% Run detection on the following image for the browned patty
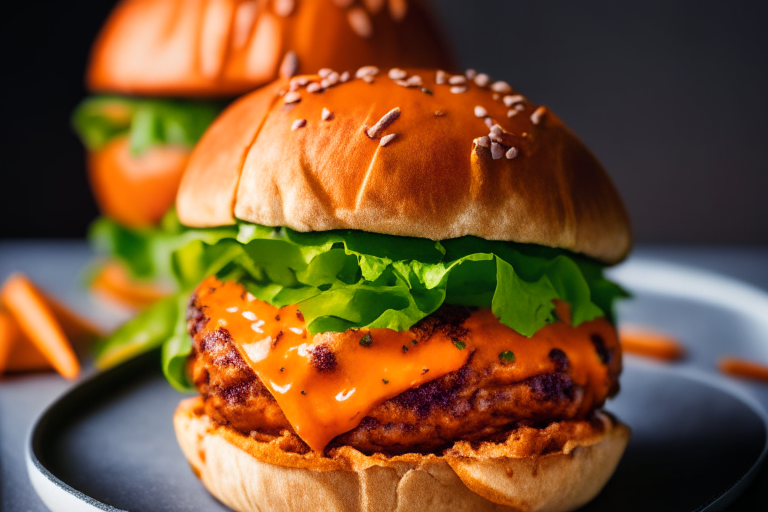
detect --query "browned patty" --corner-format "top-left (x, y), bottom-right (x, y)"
top-left (187, 295), bottom-right (621, 455)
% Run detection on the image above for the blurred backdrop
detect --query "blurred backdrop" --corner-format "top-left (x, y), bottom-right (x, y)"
top-left (1, 0), bottom-right (766, 243)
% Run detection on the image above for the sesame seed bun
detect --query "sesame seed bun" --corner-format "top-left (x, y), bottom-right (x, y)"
top-left (87, 0), bottom-right (453, 97)
top-left (177, 68), bottom-right (631, 263)
top-left (174, 397), bottom-right (630, 512)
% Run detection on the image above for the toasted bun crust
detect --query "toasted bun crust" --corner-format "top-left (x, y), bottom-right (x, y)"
top-left (175, 397), bottom-right (630, 512)
top-left (87, 0), bottom-right (452, 97)
top-left (178, 69), bottom-right (631, 263)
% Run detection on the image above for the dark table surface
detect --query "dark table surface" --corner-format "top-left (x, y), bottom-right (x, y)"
top-left (1, 241), bottom-right (767, 511)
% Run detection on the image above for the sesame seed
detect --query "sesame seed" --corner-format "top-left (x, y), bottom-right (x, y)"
top-left (306, 82), bottom-right (322, 93)
top-left (242, 311), bottom-right (257, 320)
top-left (251, 323), bottom-right (264, 334)
top-left (531, 106), bottom-right (547, 125)
top-left (389, 0), bottom-right (408, 21)
top-left (289, 327), bottom-right (303, 334)
top-left (490, 124), bottom-right (503, 135)
top-left (321, 108), bottom-right (333, 121)
top-left (366, 107), bottom-right (401, 138)
top-left (450, 85), bottom-right (467, 94)
top-left (503, 94), bottom-right (525, 107)
top-left (489, 132), bottom-right (503, 143)
top-left (246, 292), bottom-right (256, 302)
top-left (491, 142), bottom-right (504, 160)
top-left (491, 81), bottom-right (512, 93)
top-left (474, 73), bottom-right (490, 87)
top-left (448, 75), bottom-right (467, 85)
top-left (279, 51), bottom-right (298, 79)
top-left (318, 68), bottom-right (333, 79)
top-left (362, 75), bottom-right (375, 83)
top-left (320, 78), bottom-right (332, 88)
top-left (476, 136), bottom-right (490, 147)
top-left (507, 109), bottom-right (519, 118)
top-left (340, 71), bottom-right (351, 82)
top-left (474, 106), bottom-right (488, 118)
top-left (465, 68), bottom-right (477, 79)
top-left (407, 75), bottom-right (422, 86)
top-left (356, 65), bottom-right (380, 78)
top-left (283, 91), bottom-right (301, 103)
top-left (291, 119), bottom-right (307, 130)
top-left (226, 306), bottom-right (238, 313)
top-left (273, 0), bottom-right (295, 17)
top-left (435, 110), bottom-right (446, 116)
top-left (297, 76), bottom-right (308, 86)
top-left (332, 0), bottom-right (354, 7)
top-left (388, 68), bottom-right (407, 80)
top-left (394, 79), bottom-right (411, 87)
top-left (515, 103), bottom-right (526, 111)
top-left (506, 147), bottom-right (519, 159)
top-left (288, 81), bottom-right (299, 91)
top-left (436, 70), bottom-right (447, 85)
top-left (348, 7), bottom-right (373, 38)
top-left (484, 117), bottom-right (495, 129)
top-left (380, 133), bottom-right (397, 146)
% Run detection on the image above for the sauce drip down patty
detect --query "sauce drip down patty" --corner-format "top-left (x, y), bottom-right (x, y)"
top-left (187, 276), bottom-right (621, 454)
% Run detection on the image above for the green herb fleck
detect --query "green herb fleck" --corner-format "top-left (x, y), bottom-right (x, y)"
top-left (499, 351), bottom-right (516, 364)
top-left (421, 88), bottom-right (433, 95)
top-left (422, 368), bottom-right (429, 374)
top-left (280, 367), bottom-right (284, 372)
top-left (301, 390), bottom-right (306, 395)
top-left (452, 338), bottom-right (466, 350)
top-left (359, 332), bottom-right (373, 347)
top-left (411, 339), bottom-right (418, 345)
top-left (402, 345), bottom-right (409, 352)
top-left (382, 379), bottom-right (389, 384)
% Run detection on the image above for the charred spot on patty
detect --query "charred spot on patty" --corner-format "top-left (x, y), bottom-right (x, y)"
top-left (548, 348), bottom-right (569, 372)
top-left (527, 373), bottom-right (575, 402)
top-left (296, 309), bottom-right (304, 322)
top-left (590, 333), bottom-right (612, 364)
top-left (186, 292), bottom-right (209, 336)
top-left (391, 361), bottom-right (472, 418)
top-left (198, 328), bottom-right (249, 371)
top-left (411, 304), bottom-right (471, 343)
top-left (309, 344), bottom-right (337, 372)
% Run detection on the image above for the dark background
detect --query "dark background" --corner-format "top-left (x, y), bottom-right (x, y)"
top-left (1, 0), bottom-right (766, 243)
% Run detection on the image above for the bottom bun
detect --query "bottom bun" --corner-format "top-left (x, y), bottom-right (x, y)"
top-left (174, 397), bottom-right (630, 512)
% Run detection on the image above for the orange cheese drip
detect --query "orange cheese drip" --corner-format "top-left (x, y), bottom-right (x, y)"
top-left (195, 277), bottom-right (618, 452)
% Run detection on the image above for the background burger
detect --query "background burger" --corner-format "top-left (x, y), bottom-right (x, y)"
top-left (104, 66), bottom-right (632, 511)
top-left (71, 0), bottom-right (453, 306)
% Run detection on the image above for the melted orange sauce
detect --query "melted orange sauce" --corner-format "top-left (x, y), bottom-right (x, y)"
top-left (194, 277), bottom-right (617, 452)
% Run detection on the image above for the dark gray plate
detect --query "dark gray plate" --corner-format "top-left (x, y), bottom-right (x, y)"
top-left (26, 261), bottom-right (768, 511)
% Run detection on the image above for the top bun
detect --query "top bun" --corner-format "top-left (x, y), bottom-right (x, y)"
top-left (177, 68), bottom-right (631, 264)
top-left (87, 0), bottom-right (453, 97)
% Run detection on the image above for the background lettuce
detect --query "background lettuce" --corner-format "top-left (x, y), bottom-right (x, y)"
top-left (72, 95), bottom-right (222, 156)
top-left (93, 214), bottom-right (628, 390)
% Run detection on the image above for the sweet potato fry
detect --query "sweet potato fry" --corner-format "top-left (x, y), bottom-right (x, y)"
top-left (91, 261), bottom-right (169, 308)
top-left (1, 274), bottom-right (80, 379)
top-left (719, 357), bottom-right (768, 383)
top-left (619, 326), bottom-right (686, 361)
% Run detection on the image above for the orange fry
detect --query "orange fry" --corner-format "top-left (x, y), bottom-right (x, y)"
top-left (91, 261), bottom-right (169, 308)
top-left (0, 312), bottom-right (51, 372)
top-left (619, 326), bottom-right (686, 361)
top-left (1, 274), bottom-right (80, 379)
top-left (719, 357), bottom-right (768, 383)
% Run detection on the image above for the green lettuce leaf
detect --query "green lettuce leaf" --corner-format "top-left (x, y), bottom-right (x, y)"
top-left (72, 95), bottom-right (222, 156)
top-left (95, 217), bottom-right (629, 390)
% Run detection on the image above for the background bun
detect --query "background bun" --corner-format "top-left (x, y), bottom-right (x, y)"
top-left (175, 397), bottom-right (630, 512)
top-left (87, 0), bottom-right (453, 97)
top-left (178, 68), bottom-right (632, 263)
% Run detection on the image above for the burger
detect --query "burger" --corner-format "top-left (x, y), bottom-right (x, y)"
top-left (71, 0), bottom-right (453, 300)
top-left (108, 66), bottom-right (632, 511)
